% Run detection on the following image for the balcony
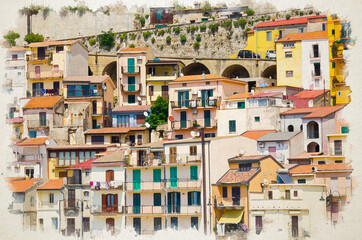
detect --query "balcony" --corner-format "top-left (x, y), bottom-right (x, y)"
top-left (27, 70), bottom-right (63, 79)
top-left (16, 154), bottom-right (40, 162)
top-left (121, 84), bottom-right (141, 92)
top-left (91, 205), bottom-right (123, 215)
top-left (38, 200), bottom-right (58, 209)
top-left (250, 199), bottom-right (305, 210)
top-left (125, 181), bottom-right (164, 191)
top-left (32, 88), bottom-right (61, 97)
top-left (121, 66), bottom-right (140, 74)
top-left (124, 205), bottom-right (164, 215)
top-left (27, 119), bottom-right (50, 128)
top-left (147, 73), bottom-right (177, 81)
top-left (26, 53), bottom-right (52, 61)
top-left (165, 178), bottom-right (202, 189)
top-left (91, 181), bottom-right (123, 191)
top-left (166, 205), bottom-right (202, 215)
top-left (67, 89), bottom-right (102, 98)
top-left (173, 120), bottom-right (193, 130)
top-left (215, 197), bottom-right (245, 209)
top-left (307, 131), bottom-right (319, 139)
top-left (5, 59), bottom-right (26, 68)
top-left (195, 119), bottom-right (217, 128)
top-left (165, 153), bottom-right (202, 164)
top-left (171, 99), bottom-right (217, 109)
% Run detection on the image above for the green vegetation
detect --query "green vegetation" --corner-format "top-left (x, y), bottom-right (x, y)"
top-left (190, 26), bottom-right (198, 34)
top-left (143, 31), bottom-right (152, 39)
top-left (3, 31), bottom-right (20, 46)
top-left (173, 26), bottom-right (181, 34)
top-left (89, 38), bottom-right (96, 46)
top-left (286, 13), bottom-right (291, 20)
top-left (221, 20), bottom-right (233, 30)
top-left (151, 37), bottom-right (155, 44)
top-left (193, 42), bottom-right (200, 50)
top-left (24, 33), bottom-right (44, 43)
top-left (295, 10), bottom-right (299, 15)
top-left (309, 10), bottom-right (314, 15)
top-left (180, 35), bottom-right (186, 43)
top-left (129, 44), bottom-right (135, 48)
top-left (158, 29), bottom-right (165, 36)
top-left (145, 14), bottom-right (149, 19)
top-left (97, 6), bottom-right (110, 15)
top-left (160, 44), bottom-right (164, 50)
top-left (19, 5), bottom-right (42, 34)
top-left (167, 27), bottom-right (171, 33)
top-left (243, 28), bottom-right (251, 38)
top-left (196, 35), bottom-right (201, 42)
top-left (41, 6), bottom-right (52, 19)
top-left (208, 23), bottom-right (219, 34)
top-left (119, 33), bottom-right (127, 42)
top-left (166, 36), bottom-right (172, 44)
top-left (245, 8), bottom-right (255, 16)
top-left (202, 1), bottom-right (212, 13)
top-left (97, 29), bottom-right (115, 50)
top-left (200, 25), bottom-right (207, 32)
top-left (299, 11), bottom-right (304, 16)
top-left (145, 96), bottom-right (168, 130)
top-left (116, 45), bottom-right (121, 50)
top-left (140, 17), bottom-right (146, 27)
top-left (129, 33), bottom-right (137, 40)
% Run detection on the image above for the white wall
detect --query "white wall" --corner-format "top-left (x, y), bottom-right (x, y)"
top-left (217, 108), bottom-right (247, 136)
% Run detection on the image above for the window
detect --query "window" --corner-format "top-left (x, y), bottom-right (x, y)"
top-left (49, 152), bottom-right (56, 158)
top-left (153, 169), bottom-right (161, 182)
top-left (53, 65), bottom-right (59, 73)
top-left (266, 31), bottom-right (272, 41)
top-left (190, 146), bottom-right (197, 156)
top-left (255, 216), bottom-right (263, 235)
top-left (85, 151), bottom-right (90, 161)
top-left (190, 166), bottom-right (198, 180)
top-left (149, 85), bottom-right (154, 96)
top-left (154, 217), bottom-right (162, 231)
top-left (268, 191), bottom-right (273, 199)
top-left (128, 95), bottom-right (136, 104)
top-left (64, 152), bottom-right (70, 165)
top-left (294, 191), bottom-right (298, 197)
top-left (12, 54), bottom-right (18, 60)
top-left (178, 91), bottom-right (189, 107)
top-left (171, 217), bottom-right (178, 230)
top-left (49, 193), bottom-right (54, 203)
top-left (79, 152), bottom-right (84, 163)
top-left (58, 152), bottom-right (64, 165)
top-left (334, 140), bottom-right (342, 155)
top-left (318, 161), bottom-right (326, 165)
top-left (335, 160), bottom-right (343, 163)
top-left (341, 126), bottom-right (349, 133)
top-left (84, 191), bottom-right (89, 200)
top-left (52, 218), bottom-right (58, 230)
top-left (91, 136), bottom-right (104, 145)
top-left (229, 120), bottom-right (236, 132)
top-left (175, 134), bottom-right (184, 140)
top-left (332, 29), bottom-right (335, 35)
top-left (237, 101), bottom-right (245, 109)
top-left (56, 46), bottom-right (63, 53)
top-left (314, 62), bottom-right (321, 76)
top-left (254, 116), bottom-right (260, 122)
top-left (222, 187), bottom-right (227, 198)
top-left (39, 218), bottom-right (44, 230)
top-left (283, 42), bottom-right (295, 48)
top-left (285, 190), bottom-right (290, 199)
top-left (161, 85), bottom-right (168, 99)
top-left (188, 191), bottom-right (201, 205)
top-left (18, 72), bottom-right (21, 76)
top-left (285, 51), bottom-right (292, 58)
top-left (286, 71), bottom-right (293, 77)
top-left (59, 172), bottom-right (67, 178)
top-left (191, 217), bottom-right (199, 230)
top-left (82, 217), bottom-right (90, 232)
top-left (297, 179), bottom-right (306, 184)
top-left (137, 135), bottom-right (143, 144)
top-left (288, 125), bottom-right (294, 132)
top-left (29, 130), bottom-right (37, 138)
top-left (346, 177), bottom-right (351, 187)
top-left (154, 193), bottom-right (161, 206)
top-left (239, 163), bottom-right (251, 172)
top-left (206, 81), bottom-right (210, 85)
top-left (71, 152), bottom-right (76, 165)
top-left (332, 62), bottom-right (336, 68)
top-left (136, 114), bottom-right (145, 125)
top-left (204, 133), bottom-right (215, 138)
top-left (106, 170), bottom-right (114, 182)
top-left (258, 99), bottom-right (268, 107)
top-left (182, 83), bottom-right (187, 87)
top-left (111, 136), bottom-right (120, 144)
top-left (149, 67), bottom-right (155, 75)
top-left (338, 91), bottom-right (342, 97)
top-left (298, 28), bottom-right (304, 33)
top-left (313, 44), bottom-right (319, 58)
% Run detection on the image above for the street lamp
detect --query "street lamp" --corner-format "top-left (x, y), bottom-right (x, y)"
top-left (325, 190), bottom-right (342, 225)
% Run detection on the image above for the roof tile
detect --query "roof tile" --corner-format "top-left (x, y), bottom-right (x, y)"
top-left (277, 31), bottom-right (328, 42)
top-left (38, 179), bottom-right (63, 190)
top-left (118, 47), bottom-right (148, 53)
top-left (280, 106), bottom-right (344, 118)
top-left (226, 92), bottom-right (262, 100)
top-left (15, 137), bottom-right (52, 146)
top-left (218, 169), bottom-right (259, 184)
top-left (293, 90), bottom-right (329, 99)
top-left (241, 130), bottom-right (277, 140)
top-left (27, 40), bottom-right (78, 47)
top-left (255, 15), bottom-right (327, 28)
top-left (290, 164), bottom-right (353, 174)
top-left (8, 178), bottom-right (41, 192)
top-left (23, 96), bottom-right (63, 109)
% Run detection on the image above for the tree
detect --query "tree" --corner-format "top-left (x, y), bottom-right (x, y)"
top-left (97, 29), bottom-right (115, 50)
top-left (145, 96), bottom-right (168, 130)
top-left (3, 31), bottom-right (20, 46)
top-left (19, 5), bottom-right (42, 35)
top-left (24, 33), bottom-right (44, 43)
top-left (286, 13), bottom-right (291, 20)
top-left (245, 8), bottom-right (255, 16)
top-left (202, 1), bottom-right (212, 13)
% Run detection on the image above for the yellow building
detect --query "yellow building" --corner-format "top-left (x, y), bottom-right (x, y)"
top-left (327, 15), bottom-right (353, 105)
top-left (146, 60), bottom-right (184, 105)
top-left (212, 155), bottom-right (283, 237)
top-left (25, 40), bottom-right (88, 97)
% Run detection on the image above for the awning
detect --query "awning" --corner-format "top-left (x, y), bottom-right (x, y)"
top-left (218, 210), bottom-right (244, 224)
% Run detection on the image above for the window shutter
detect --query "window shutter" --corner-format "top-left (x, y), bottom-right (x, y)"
top-left (102, 194), bottom-right (106, 212)
top-left (113, 194), bottom-right (118, 212)
top-left (209, 89), bottom-right (213, 97)
top-left (201, 90), bottom-right (205, 107)
top-left (188, 192), bottom-right (191, 206)
top-left (153, 169), bottom-right (161, 182)
top-left (185, 91), bottom-right (189, 107)
top-left (197, 192), bottom-right (201, 205)
top-left (190, 166), bottom-right (198, 180)
top-left (178, 92), bottom-right (182, 107)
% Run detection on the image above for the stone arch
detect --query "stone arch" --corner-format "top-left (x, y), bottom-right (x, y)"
top-left (288, 125), bottom-right (294, 132)
top-left (182, 62), bottom-right (210, 75)
top-left (261, 65), bottom-right (277, 79)
top-left (307, 121), bottom-right (319, 139)
top-left (307, 142), bottom-right (320, 152)
top-left (221, 64), bottom-right (250, 78)
top-left (102, 61), bottom-right (117, 86)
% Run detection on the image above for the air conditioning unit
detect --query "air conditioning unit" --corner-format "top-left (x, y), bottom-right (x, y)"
top-left (190, 101), bottom-right (197, 108)
top-left (197, 91), bottom-right (202, 98)
top-left (192, 91), bottom-right (198, 95)
top-left (137, 56), bottom-right (142, 60)
top-left (192, 109), bottom-right (198, 114)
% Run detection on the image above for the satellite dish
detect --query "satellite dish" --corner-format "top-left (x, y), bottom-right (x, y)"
top-left (168, 116), bottom-right (174, 122)
top-left (137, 96), bottom-right (142, 101)
top-left (190, 131), bottom-right (196, 137)
top-left (45, 140), bottom-right (50, 145)
top-left (263, 179), bottom-right (269, 185)
top-left (239, 149), bottom-right (245, 156)
top-left (102, 84), bottom-right (107, 90)
top-left (195, 131), bottom-right (200, 137)
top-left (143, 111), bottom-right (149, 117)
top-left (145, 122), bottom-right (151, 128)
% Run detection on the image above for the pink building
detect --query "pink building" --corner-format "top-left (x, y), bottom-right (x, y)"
top-left (168, 74), bottom-right (248, 139)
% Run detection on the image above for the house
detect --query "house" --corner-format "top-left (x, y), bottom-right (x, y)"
top-left (11, 137), bottom-right (57, 179)
top-left (62, 75), bottom-right (116, 129)
top-left (84, 127), bottom-right (150, 146)
top-left (280, 105), bottom-right (344, 153)
top-left (4, 47), bottom-right (27, 96)
top-left (112, 105), bottom-right (150, 128)
top-left (117, 47), bottom-right (154, 106)
top-left (212, 155), bottom-right (283, 238)
top-left (36, 179), bottom-right (64, 233)
top-left (241, 130), bottom-right (277, 140)
top-left (90, 150), bottom-right (126, 236)
top-left (7, 177), bottom-right (44, 231)
top-left (6, 117), bottom-right (24, 140)
top-left (168, 74), bottom-right (248, 139)
top-left (243, 15), bottom-right (327, 58)
top-left (289, 163), bottom-right (353, 224)
top-left (47, 144), bottom-right (115, 179)
top-left (25, 40), bottom-right (88, 97)
top-left (291, 89), bottom-right (330, 107)
top-left (22, 96), bottom-right (64, 138)
top-left (276, 31), bottom-right (330, 90)
top-left (146, 60), bottom-right (184, 104)
top-left (257, 131), bottom-right (304, 164)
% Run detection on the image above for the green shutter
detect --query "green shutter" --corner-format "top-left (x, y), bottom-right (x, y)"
top-left (133, 169), bottom-right (141, 191)
top-left (204, 110), bottom-right (211, 127)
top-left (185, 91), bottom-right (189, 107)
top-left (237, 101), bottom-right (245, 109)
top-left (341, 126), bottom-right (349, 133)
top-left (180, 111), bottom-right (187, 129)
top-left (201, 90), bottom-right (205, 107)
top-left (133, 193), bottom-right (140, 214)
top-left (154, 193), bottom-right (161, 206)
top-left (128, 76), bottom-right (135, 91)
top-left (170, 167), bottom-right (177, 188)
top-left (128, 58), bottom-right (135, 73)
top-left (209, 89), bottom-right (213, 97)
top-left (190, 166), bottom-right (198, 180)
top-left (188, 192), bottom-right (191, 206)
top-left (153, 169), bottom-right (161, 182)
top-left (197, 192), bottom-right (201, 205)
top-left (178, 92), bottom-right (182, 107)
top-left (229, 120), bottom-right (236, 132)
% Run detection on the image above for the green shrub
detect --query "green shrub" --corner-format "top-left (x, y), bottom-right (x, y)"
top-left (239, 19), bottom-right (247, 29)
top-left (248, 20), bottom-right (252, 25)
top-left (196, 35), bottom-right (201, 42)
top-left (151, 37), bottom-right (155, 44)
top-left (266, 16), bottom-right (271, 20)
top-left (309, 10), bottom-right (314, 15)
top-left (186, 27), bottom-right (191, 33)
top-left (190, 26), bottom-right (197, 34)
top-left (286, 14), bottom-right (291, 20)
top-left (97, 29), bottom-right (115, 50)
top-left (129, 44), bottom-right (135, 48)
top-left (299, 11), bottom-right (304, 16)
top-left (193, 42), bottom-right (200, 50)
top-left (140, 17), bottom-right (145, 27)
top-left (166, 36), bottom-right (171, 44)
top-left (160, 44), bottom-right (164, 50)
top-left (145, 14), bottom-right (149, 19)
top-left (200, 25), bottom-right (207, 32)
top-left (245, 8), bottom-right (255, 16)
top-left (89, 38), bottom-right (96, 46)
top-left (129, 33), bottom-right (136, 40)
top-left (143, 31), bottom-right (151, 39)
top-left (167, 27), bottom-right (171, 33)
top-left (222, 20), bottom-right (232, 30)
top-left (208, 23), bottom-right (219, 34)
top-left (116, 45), bottom-right (120, 50)
top-left (24, 33), bottom-right (44, 43)
top-left (173, 27), bottom-right (180, 34)
top-left (243, 28), bottom-right (251, 38)
top-left (180, 35), bottom-right (186, 43)
top-left (158, 29), bottom-right (165, 36)
top-left (3, 30), bottom-right (20, 46)
top-left (295, 10), bottom-right (299, 15)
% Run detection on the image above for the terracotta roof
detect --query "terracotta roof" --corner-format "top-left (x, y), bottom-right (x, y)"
top-left (280, 105), bottom-right (344, 118)
top-left (288, 152), bottom-right (323, 160)
top-left (226, 92), bottom-right (262, 100)
top-left (248, 92), bottom-right (283, 98)
top-left (173, 74), bottom-right (234, 82)
top-left (67, 158), bottom-right (98, 170)
top-left (6, 117), bottom-right (23, 124)
top-left (23, 96), bottom-right (63, 109)
top-left (85, 127), bottom-right (148, 135)
top-left (290, 164), bottom-right (353, 174)
top-left (293, 90), bottom-right (329, 99)
top-left (8, 178), bottom-right (41, 192)
top-left (15, 137), bottom-right (52, 146)
top-left (257, 131), bottom-right (301, 142)
top-left (38, 179), bottom-right (63, 190)
top-left (47, 144), bottom-right (113, 150)
top-left (92, 149), bottom-right (125, 164)
top-left (96, 150), bottom-right (116, 156)
top-left (277, 31), bottom-right (328, 42)
top-left (7, 47), bottom-right (25, 52)
top-left (63, 75), bottom-right (110, 84)
top-left (228, 155), bottom-right (269, 162)
top-left (112, 105), bottom-right (151, 113)
top-left (255, 15), bottom-right (327, 28)
top-left (241, 130), bottom-right (277, 140)
top-left (217, 169), bottom-right (259, 184)
top-left (248, 29), bottom-right (255, 33)
top-left (26, 40), bottom-right (78, 47)
top-left (118, 47), bottom-right (148, 53)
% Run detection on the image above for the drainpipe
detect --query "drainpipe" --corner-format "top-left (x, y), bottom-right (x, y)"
top-left (320, 118), bottom-right (323, 153)
top-left (58, 188), bottom-right (65, 234)
top-left (208, 141), bottom-right (211, 234)
top-left (247, 185), bottom-right (250, 228)
top-left (201, 128), bottom-right (207, 235)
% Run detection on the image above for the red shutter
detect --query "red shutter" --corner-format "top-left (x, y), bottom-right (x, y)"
top-left (102, 194), bottom-right (106, 212)
top-left (113, 194), bottom-right (118, 212)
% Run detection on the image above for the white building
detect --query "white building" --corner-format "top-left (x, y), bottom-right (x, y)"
top-left (4, 47), bottom-right (27, 97)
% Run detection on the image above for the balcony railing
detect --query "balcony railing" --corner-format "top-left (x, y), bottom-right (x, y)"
top-left (166, 205), bottom-right (202, 214)
top-left (5, 59), bottom-right (26, 68)
top-left (27, 119), bottom-right (50, 128)
top-left (124, 205), bottom-right (164, 215)
top-left (129, 157), bottom-right (163, 167)
top-left (147, 73), bottom-right (177, 81)
top-left (125, 181), bottom-right (164, 191)
top-left (27, 70), bottom-right (63, 79)
top-left (165, 178), bottom-right (202, 189)
top-left (307, 131), bottom-right (319, 139)
top-left (38, 200), bottom-right (58, 209)
top-left (91, 181), bottom-right (123, 190)
top-left (121, 84), bottom-right (141, 92)
top-left (215, 197), bottom-right (245, 208)
top-left (195, 119), bottom-right (217, 128)
top-left (26, 53), bottom-right (52, 61)
top-left (17, 154), bottom-right (40, 161)
top-left (165, 153), bottom-right (202, 164)
top-left (91, 205), bottom-right (123, 215)
top-left (121, 66), bottom-right (140, 74)
top-left (173, 120), bottom-right (193, 130)
top-left (170, 99), bottom-right (217, 109)
top-left (32, 88), bottom-right (61, 97)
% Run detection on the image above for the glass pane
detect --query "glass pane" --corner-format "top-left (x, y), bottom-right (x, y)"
top-left (85, 151), bottom-right (90, 160)
top-left (91, 151), bottom-right (96, 159)
top-left (65, 152), bottom-right (70, 165)
top-left (59, 152), bottom-right (64, 165)
top-left (79, 152), bottom-right (84, 163)
top-left (71, 152), bottom-right (76, 165)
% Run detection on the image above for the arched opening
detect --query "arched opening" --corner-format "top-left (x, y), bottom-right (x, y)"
top-left (102, 61), bottom-right (117, 86)
top-left (88, 66), bottom-right (93, 76)
top-left (307, 142), bottom-right (320, 152)
top-left (288, 125), bottom-right (294, 132)
top-left (106, 218), bottom-right (115, 232)
top-left (182, 62), bottom-right (210, 75)
top-left (261, 65), bottom-right (277, 79)
top-left (307, 121), bottom-right (319, 139)
top-left (222, 64), bottom-right (250, 78)
top-left (300, 125), bottom-right (303, 131)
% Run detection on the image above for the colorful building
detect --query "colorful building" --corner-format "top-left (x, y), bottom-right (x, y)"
top-left (112, 105), bottom-right (150, 128)
top-left (291, 89), bottom-right (330, 107)
top-left (4, 47), bottom-right (27, 96)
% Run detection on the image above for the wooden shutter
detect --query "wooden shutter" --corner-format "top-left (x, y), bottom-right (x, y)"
top-left (106, 170), bottom-right (114, 182)
top-left (185, 91), bottom-right (189, 107)
top-left (190, 166), bottom-right (198, 180)
top-left (102, 194), bottom-right (106, 212)
top-left (178, 92), bottom-right (182, 107)
top-left (188, 192), bottom-right (191, 206)
top-left (256, 216), bottom-right (263, 235)
top-left (197, 192), bottom-right (201, 205)
top-left (113, 194), bottom-right (118, 212)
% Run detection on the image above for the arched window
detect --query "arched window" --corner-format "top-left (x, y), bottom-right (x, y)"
top-left (300, 125), bottom-right (303, 131)
top-left (307, 121), bottom-right (319, 139)
top-left (307, 142), bottom-right (320, 152)
top-left (288, 125), bottom-right (294, 132)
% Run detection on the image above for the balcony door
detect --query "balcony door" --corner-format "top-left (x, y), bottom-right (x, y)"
top-left (128, 76), bottom-right (135, 91)
top-left (68, 189), bottom-right (75, 208)
top-left (133, 169), bottom-right (141, 191)
top-left (170, 167), bottom-right (177, 188)
top-left (133, 218), bottom-right (141, 235)
top-left (127, 58), bottom-right (135, 73)
top-left (32, 82), bottom-right (43, 96)
top-left (178, 91), bottom-right (189, 107)
top-left (161, 85), bottom-right (169, 99)
top-left (232, 186), bottom-right (240, 205)
top-left (170, 147), bottom-right (177, 164)
top-left (180, 111), bottom-right (187, 129)
top-left (201, 89), bottom-right (213, 107)
top-left (37, 47), bottom-right (45, 60)
top-left (204, 110), bottom-right (211, 127)
top-left (167, 192), bottom-right (181, 213)
top-left (133, 193), bottom-right (141, 214)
